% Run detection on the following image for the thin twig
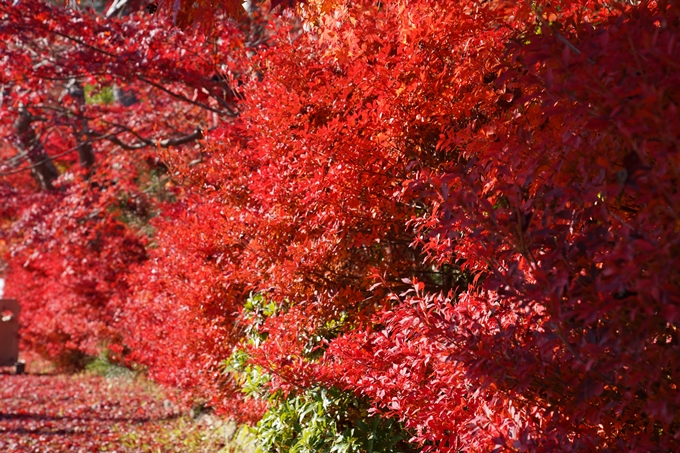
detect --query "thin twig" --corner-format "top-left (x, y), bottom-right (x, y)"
top-left (138, 76), bottom-right (237, 116)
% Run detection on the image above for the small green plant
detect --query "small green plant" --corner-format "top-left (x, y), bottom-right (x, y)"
top-left (85, 348), bottom-right (135, 378)
top-left (84, 84), bottom-right (114, 105)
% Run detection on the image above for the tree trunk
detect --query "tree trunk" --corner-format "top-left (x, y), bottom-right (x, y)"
top-left (14, 106), bottom-right (59, 191)
top-left (66, 79), bottom-right (96, 169)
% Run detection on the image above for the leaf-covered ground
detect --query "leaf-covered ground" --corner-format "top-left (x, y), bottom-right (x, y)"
top-left (0, 370), bottom-right (245, 452)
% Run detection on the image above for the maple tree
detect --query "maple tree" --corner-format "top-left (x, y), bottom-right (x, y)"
top-left (0, 0), bottom-right (246, 366)
top-left (2, 0), bottom-right (680, 452)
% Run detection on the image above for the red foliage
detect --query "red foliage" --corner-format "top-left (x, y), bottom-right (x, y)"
top-left (415, 3), bottom-right (680, 449)
top-left (323, 1), bottom-right (680, 451)
top-left (147, 1), bottom-right (680, 451)
top-left (3, 0), bottom-right (680, 452)
top-left (5, 186), bottom-right (147, 365)
top-left (0, 0), bottom-right (244, 366)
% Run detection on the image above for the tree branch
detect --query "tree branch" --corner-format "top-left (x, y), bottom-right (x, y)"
top-left (0, 133), bottom-right (118, 178)
top-left (0, 126), bottom-right (201, 178)
top-left (90, 128), bottom-right (205, 150)
top-left (138, 76), bottom-right (237, 116)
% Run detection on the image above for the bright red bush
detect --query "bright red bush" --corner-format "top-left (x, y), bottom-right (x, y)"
top-left (146, 1), bottom-right (680, 451)
top-left (326, 1), bottom-right (680, 451)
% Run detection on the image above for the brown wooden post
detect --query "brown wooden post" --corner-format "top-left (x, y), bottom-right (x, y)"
top-left (0, 299), bottom-right (23, 374)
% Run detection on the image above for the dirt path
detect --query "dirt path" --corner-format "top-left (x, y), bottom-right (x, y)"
top-left (0, 371), bottom-right (234, 452)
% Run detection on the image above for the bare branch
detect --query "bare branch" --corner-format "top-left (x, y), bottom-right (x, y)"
top-left (138, 76), bottom-right (237, 116)
top-left (89, 128), bottom-right (204, 151)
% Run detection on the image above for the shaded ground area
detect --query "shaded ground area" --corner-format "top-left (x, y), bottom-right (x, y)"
top-left (0, 371), bottom-right (240, 452)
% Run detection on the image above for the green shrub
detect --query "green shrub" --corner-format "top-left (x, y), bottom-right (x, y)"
top-left (226, 295), bottom-right (416, 453)
top-left (254, 387), bottom-right (414, 453)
